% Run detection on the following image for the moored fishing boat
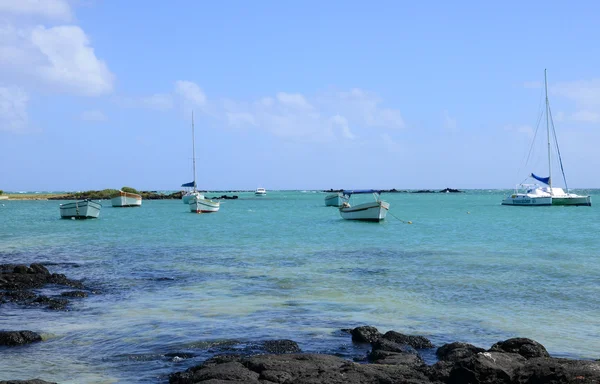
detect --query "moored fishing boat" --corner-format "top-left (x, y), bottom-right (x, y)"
top-left (255, 187), bottom-right (267, 196)
top-left (189, 194), bottom-right (220, 213)
top-left (59, 199), bottom-right (101, 219)
top-left (339, 190), bottom-right (389, 221)
top-left (324, 192), bottom-right (348, 207)
top-left (111, 190), bottom-right (142, 207)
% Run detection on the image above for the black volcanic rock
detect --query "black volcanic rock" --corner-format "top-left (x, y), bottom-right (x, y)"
top-left (0, 330), bottom-right (42, 346)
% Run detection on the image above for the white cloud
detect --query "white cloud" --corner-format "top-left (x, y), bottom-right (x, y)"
top-left (0, 0), bottom-right (72, 21)
top-left (572, 110), bottom-right (600, 123)
top-left (550, 79), bottom-right (600, 125)
top-left (141, 93), bottom-right (173, 110)
top-left (219, 88), bottom-right (403, 142)
top-left (30, 25), bottom-right (113, 96)
top-left (504, 124), bottom-right (534, 138)
top-left (443, 110), bottom-right (457, 132)
top-left (0, 2), bottom-right (114, 99)
top-left (330, 114), bottom-right (355, 139)
top-left (79, 110), bottom-right (107, 122)
top-left (175, 80), bottom-right (207, 108)
top-left (552, 79), bottom-right (600, 107)
top-left (0, 86), bottom-right (28, 133)
top-left (276, 92), bottom-right (313, 109)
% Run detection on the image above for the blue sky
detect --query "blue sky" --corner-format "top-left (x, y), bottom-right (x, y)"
top-left (1, 0), bottom-right (599, 191)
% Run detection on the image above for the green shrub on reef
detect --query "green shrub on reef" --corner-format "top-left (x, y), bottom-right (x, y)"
top-left (0, 190), bottom-right (3, 195)
top-left (121, 186), bottom-right (140, 194)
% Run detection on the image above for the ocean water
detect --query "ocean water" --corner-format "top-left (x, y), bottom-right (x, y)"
top-left (1, 190), bottom-right (599, 383)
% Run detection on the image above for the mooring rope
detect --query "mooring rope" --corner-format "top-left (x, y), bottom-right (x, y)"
top-left (388, 210), bottom-right (412, 224)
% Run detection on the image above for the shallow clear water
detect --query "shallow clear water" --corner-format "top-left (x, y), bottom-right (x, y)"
top-left (1, 190), bottom-right (599, 383)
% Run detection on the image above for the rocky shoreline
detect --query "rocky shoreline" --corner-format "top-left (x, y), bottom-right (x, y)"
top-left (1, 264), bottom-right (598, 383)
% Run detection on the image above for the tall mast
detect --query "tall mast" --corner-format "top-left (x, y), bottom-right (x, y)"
top-left (192, 111), bottom-right (197, 192)
top-left (544, 69), bottom-right (552, 190)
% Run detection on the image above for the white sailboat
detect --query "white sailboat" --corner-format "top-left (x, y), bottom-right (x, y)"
top-left (183, 112), bottom-right (220, 213)
top-left (339, 190), bottom-right (389, 221)
top-left (502, 70), bottom-right (591, 207)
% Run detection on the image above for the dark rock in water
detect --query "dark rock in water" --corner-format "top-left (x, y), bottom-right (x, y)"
top-left (436, 342), bottom-right (486, 362)
top-left (0, 330), bottom-right (42, 346)
top-left (262, 339), bottom-right (301, 354)
top-left (0, 380), bottom-right (57, 384)
top-left (440, 188), bottom-right (463, 193)
top-left (60, 290), bottom-right (88, 298)
top-left (33, 295), bottom-right (69, 310)
top-left (0, 263), bottom-right (91, 310)
top-left (168, 330), bottom-right (600, 384)
top-left (448, 351), bottom-right (527, 384)
top-left (349, 325), bottom-right (382, 343)
top-left (515, 357), bottom-right (600, 383)
top-left (382, 330), bottom-right (434, 349)
top-left (171, 353), bottom-right (433, 384)
top-left (368, 348), bottom-right (425, 366)
top-left (0, 263), bottom-right (83, 290)
top-left (489, 337), bottom-right (550, 359)
top-left (371, 338), bottom-right (418, 355)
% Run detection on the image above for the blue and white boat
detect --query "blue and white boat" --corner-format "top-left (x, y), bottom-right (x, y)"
top-left (339, 190), bottom-right (389, 221)
top-left (324, 192), bottom-right (348, 207)
top-left (59, 199), bottom-right (101, 219)
top-left (502, 70), bottom-right (591, 207)
top-left (183, 112), bottom-right (220, 213)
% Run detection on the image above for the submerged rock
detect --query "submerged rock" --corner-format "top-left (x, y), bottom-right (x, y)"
top-left (0, 330), bottom-right (42, 346)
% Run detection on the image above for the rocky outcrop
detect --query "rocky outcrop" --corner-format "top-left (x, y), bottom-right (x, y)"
top-left (169, 326), bottom-right (600, 384)
top-left (0, 263), bottom-right (91, 310)
top-left (0, 330), bottom-right (42, 346)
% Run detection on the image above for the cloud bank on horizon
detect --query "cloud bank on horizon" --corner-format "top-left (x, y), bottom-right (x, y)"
top-left (1, 0), bottom-right (599, 190)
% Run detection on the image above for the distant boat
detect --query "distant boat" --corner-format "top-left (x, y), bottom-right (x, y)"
top-left (339, 190), bottom-right (389, 221)
top-left (324, 192), bottom-right (348, 207)
top-left (60, 199), bottom-right (101, 219)
top-left (184, 112), bottom-right (220, 213)
top-left (111, 190), bottom-right (142, 207)
top-left (502, 69), bottom-right (591, 207)
top-left (255, 188), bottom-right (267, 196)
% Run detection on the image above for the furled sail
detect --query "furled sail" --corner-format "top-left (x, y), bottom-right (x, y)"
top-left (181, 181), bottom-right (196, 188)
top-left (531, 173), bottom-right (550, 185)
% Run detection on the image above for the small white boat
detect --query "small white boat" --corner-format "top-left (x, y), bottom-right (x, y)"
top-left (501, 184), bottom-right (552, 206)
top-left (60, 199), bottom-right (101, 219)
top-left (324, 192), bottom-right (348, 207)
top-left (339, 190), bottom-right (389, 221)
top-left (255, 188), bottom-right (267, 196)
top-left (189, 193), bottom-right (220, 213)
top-left (111, 190), bottom-right (142, 207)
top-left (503, 69), bottom-right (591, 207)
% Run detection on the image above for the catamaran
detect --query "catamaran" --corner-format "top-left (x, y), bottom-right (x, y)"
top-left (502, 70), bottom-right (591, 207)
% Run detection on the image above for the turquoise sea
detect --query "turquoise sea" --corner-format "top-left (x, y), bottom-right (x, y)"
top-left (1, 190), bottom-right (599, 383)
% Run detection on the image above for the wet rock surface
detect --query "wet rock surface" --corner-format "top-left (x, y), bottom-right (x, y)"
top-left (169, 326), bottom-right (600, 384)
top-left (0, 330), bottom-right (42, 346)
top-left (0, 263), bottom-right (92, 310)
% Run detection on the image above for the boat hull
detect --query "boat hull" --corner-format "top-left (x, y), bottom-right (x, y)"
top-left (339, 201), bottom-right (389, 221)
top-left (60, 200), bottom-right (102, 219)
top-left (501, 195), bottom-right (552, 206)
top-left (189, 196), bottom-right (220, 213)
top-left (111, 192), bottom-right (142, 207)
top-left (324, 193), bottom-right (348, 207)
top-left (182, 191), bottom-right (202, 204)
top-left (552, 195), bottom-right (592, 206)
